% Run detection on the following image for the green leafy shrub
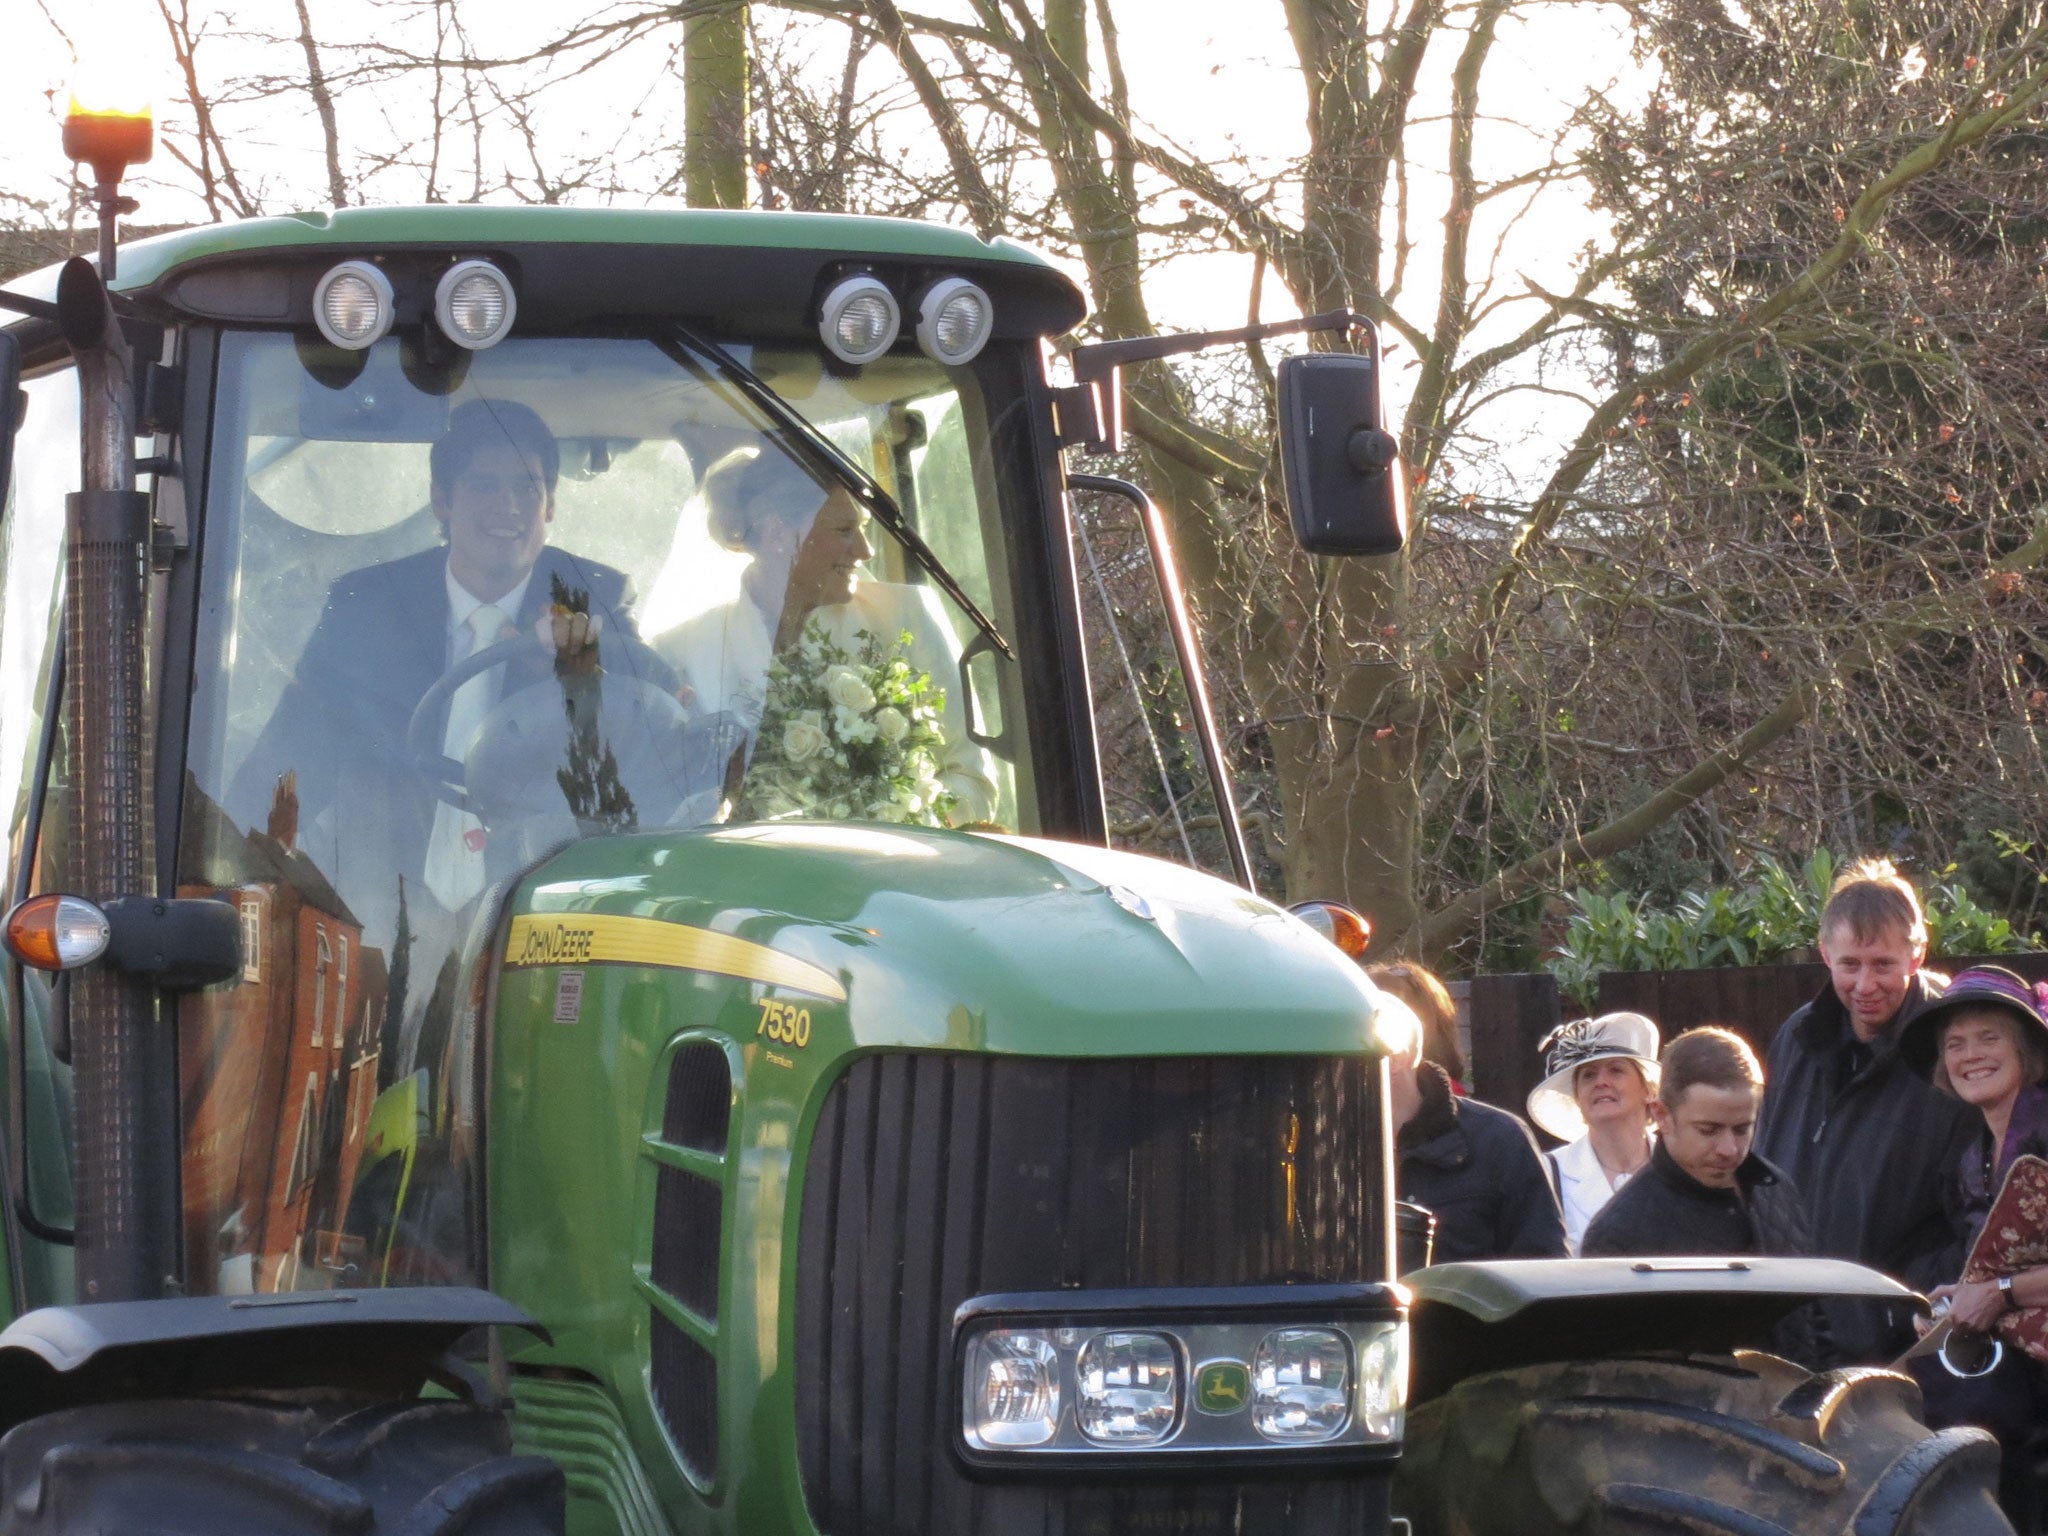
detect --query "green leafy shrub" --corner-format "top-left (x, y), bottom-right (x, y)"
top-left (1546, 852), bottom-right (2037, 1006)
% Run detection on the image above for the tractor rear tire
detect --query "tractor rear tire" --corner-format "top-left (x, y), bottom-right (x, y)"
top-left (0, 1393), bottom-right (564, 1535)
top-left (1393, 1350), bottom-right (2013, 1536)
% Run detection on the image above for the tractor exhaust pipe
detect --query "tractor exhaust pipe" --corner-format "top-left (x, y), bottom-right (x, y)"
top-left (56, 256), bottom-right (177, 1300)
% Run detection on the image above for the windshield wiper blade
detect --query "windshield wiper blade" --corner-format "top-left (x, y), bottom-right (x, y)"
top-left (661, 323), bottom-right (1014, 659)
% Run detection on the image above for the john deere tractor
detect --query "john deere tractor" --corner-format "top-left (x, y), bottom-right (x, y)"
top-left (0, 103), bottom-right (2013, 1536)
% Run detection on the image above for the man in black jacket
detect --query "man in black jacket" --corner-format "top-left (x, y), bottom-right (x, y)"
top-left (1388, 995), bottom-right (1566, 1264)
top-left (1751, 860), bottom-right (1973, 1362)
top-left (1584, 1027), bottom-right (1832, 1367)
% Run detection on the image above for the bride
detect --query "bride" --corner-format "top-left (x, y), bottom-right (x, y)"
top-left (656, 446), bottom-right (997, 824)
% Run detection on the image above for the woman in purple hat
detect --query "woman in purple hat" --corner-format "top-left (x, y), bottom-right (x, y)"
top-left (1900, 965), bottom-right (2048, 1529)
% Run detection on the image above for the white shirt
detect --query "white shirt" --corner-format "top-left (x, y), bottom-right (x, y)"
top-left (444, 567), bottom-right (534, 661)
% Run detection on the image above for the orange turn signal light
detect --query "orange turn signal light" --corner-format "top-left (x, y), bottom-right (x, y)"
top-left (4, 893), bottom-right (112, 972)
top-left (1287, 900), bottom-right (1372, 958)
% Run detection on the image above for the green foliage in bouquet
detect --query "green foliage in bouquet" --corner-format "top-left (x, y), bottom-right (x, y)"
top-left (738, 622), bottom-right (957, 827)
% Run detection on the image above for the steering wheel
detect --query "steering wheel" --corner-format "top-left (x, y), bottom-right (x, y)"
top-left (404, 630), bottom-right (722, 831)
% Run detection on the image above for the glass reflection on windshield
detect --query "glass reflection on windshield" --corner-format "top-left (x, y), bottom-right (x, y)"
top-left (175, 332), bottom-right (1031, 1295)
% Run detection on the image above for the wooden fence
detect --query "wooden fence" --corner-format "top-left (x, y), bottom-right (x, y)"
top-left (1461, 953), bottom-right (2048, 1134)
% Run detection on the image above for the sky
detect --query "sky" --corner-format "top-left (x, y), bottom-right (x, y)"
top-left (0, 0), bottom-right (1644, 481)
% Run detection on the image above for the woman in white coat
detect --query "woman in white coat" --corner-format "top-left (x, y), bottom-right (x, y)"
top-left (656, 446), bottom-right (997, 823)
top-left (1526, 1013), bottom-right (1661, 1255)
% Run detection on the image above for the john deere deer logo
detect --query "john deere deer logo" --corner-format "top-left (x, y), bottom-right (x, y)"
top-left (1195, 1360), bottom-right (1252, 1415)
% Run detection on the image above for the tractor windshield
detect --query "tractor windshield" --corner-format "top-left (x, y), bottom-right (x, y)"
top-left (174, 330), bottom-right (1049, 1294)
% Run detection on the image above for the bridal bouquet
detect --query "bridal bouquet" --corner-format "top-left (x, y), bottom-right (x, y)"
top-left (739, 623), bottom-right (957, 827)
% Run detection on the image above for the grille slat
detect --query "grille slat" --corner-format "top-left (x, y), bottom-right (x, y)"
top-left (797, 1052), bottom-right (1391, 1536)
top-left (649, 1310), bottom-right (717, 1483)
top-left (663, 1041), bottom-right (733, 1152)
top-left (651, 1168), bottom-right (722, 1321)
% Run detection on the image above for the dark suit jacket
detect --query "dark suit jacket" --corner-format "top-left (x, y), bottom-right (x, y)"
top-left (231, 544), bottom-right (673, 895)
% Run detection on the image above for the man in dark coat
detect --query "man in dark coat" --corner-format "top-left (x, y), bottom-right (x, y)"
top-left (1751, 860), bottom-right (1973, 1362)
top-left (1584, 1027), bottom-right (1832, 1368)
top-left (232, 399), bottom-right (675, 913)
top-left (1387, 994), bottom-right (1566, 1264)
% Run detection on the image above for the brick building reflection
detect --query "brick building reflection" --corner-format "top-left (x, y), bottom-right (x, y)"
top-left (179, 775), bottom-right (389, 1293)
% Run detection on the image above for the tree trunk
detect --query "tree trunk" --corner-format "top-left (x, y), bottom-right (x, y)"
top-left (685, 3), bottom-right (751, 209)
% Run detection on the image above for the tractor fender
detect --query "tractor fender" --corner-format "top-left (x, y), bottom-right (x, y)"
top-left (0, 1286), bottom-right (546, 1433)
top-left (1405, 1256), bottom-right (1917, 1407)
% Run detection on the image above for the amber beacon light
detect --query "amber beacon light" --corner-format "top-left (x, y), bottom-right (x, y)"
top-left (63, 77), bottom-right (155, 279)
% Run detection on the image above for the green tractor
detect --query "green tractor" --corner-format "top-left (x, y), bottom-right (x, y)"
top-left (0, 105), bottom-right (2013, 1536)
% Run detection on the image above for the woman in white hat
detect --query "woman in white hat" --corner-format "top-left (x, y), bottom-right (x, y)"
top-left (1528, 1012), bottom-right (1662, 1254)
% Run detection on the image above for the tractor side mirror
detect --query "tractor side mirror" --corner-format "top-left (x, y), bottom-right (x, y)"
top-left (0, 328), bottom-right (21, 518)
top-left (1277, 352), bottom-right (1407, 556)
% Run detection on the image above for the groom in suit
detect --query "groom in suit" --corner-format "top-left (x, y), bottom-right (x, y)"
top-left (235, 398), bottom-right (672, 911)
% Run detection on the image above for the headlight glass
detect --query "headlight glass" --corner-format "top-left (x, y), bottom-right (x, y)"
top-left (1356, 1321), bottom-right (1408, 1440)
top-left (834, 293), bottom-right (894, 357)
top-left (434, 260), bottom-right (517, 349)
top-left (818, 274), bottom-right (901, 365)
top-left (313, 260), bottom-right (394, 350)
top-left (1253, 1327), bottom-right (1351, 1442)
top-left (965, 1329), bottom-right (1061, 1447)
top-left (915, 276), bottom-right (994, 364)
top-left (1076, 1331), bottom-right (1179, 1445)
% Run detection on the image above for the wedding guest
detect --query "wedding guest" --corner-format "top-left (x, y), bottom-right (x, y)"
top-left (1526, 1012), bottom-right (1660, 1253)
top-left (1899, 966), bottom-right (2048, 1530)
top-left (1367, 961), bottom-right (1467, 1092)
top-left (1384, 992), bottom-right (1566, 1264)
top-left (1753, 858), bottom-right (1972, 1361)
top-left (1583, 1027), bottom-right (1832, 1367)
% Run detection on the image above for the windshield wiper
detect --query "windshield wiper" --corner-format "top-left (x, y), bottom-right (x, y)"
top-left (659, 323), bottom-right (1013, 659)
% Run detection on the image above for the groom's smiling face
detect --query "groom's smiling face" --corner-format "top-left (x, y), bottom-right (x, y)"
top-left (436, 441), bottom-right (555, 601)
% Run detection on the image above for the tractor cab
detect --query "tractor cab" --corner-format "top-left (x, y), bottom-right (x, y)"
top-left (0, 208), bottom-right (1118, 1303)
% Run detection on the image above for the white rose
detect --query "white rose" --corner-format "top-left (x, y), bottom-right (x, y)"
top-left (783, 717), bottom-right (827, 761)
top-left (873, 706), bottom-right (909, 743)
top-left (825, 665), bottom-right (877, 712)
top-left (837, 708), bottom-right (877, 745)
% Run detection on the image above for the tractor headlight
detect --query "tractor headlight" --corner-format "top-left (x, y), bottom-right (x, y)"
top-left (1076, 1331), bottom-right (1179, 1445)
top-left (914, 276), bottom-right (993, 365)
top-left (434, 259), bottom-right (517, 350)
top-left (955, 1285), bottom-right (1405, 1468)
top-left (313, 260), bottom-right (395, 350)
top-left (818, 273), bottom-right (900, 365)
top-left (1252, 1327), bottom-right (1349, 1442)
top-left (965, 1330), bottom-right (1062, 1447)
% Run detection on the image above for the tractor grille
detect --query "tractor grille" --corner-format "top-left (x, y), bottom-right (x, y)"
top-left (794, 1052), bottom-right (1391, 1536)
top-left (648, 1039), bottom-right (732, 1486)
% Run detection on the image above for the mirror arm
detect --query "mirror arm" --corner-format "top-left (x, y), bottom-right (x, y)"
top-left (1068, 472), bottom-right (1256, 893)
top-left (1067, 311), bottom-right (1373, 456)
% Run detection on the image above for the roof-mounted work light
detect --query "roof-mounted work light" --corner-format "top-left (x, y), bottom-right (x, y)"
top-left (314, 261), bottom-right (396, 350)
top-left (435, 260), bottom-right (517, 350)
top-left (818, 273), bottom-right (900, 366)
top-left (914, 277), bottom-right (994, 366)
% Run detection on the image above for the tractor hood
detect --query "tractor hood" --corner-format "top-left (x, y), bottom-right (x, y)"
top-left (508, 824), bottom-right (1388, 1059)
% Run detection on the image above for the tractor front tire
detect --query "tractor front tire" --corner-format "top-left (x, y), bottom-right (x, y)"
top-left (0, 1394), bottom-right (564, 1535)
top-left (1394, 1350), bottom-right (2012, 1536)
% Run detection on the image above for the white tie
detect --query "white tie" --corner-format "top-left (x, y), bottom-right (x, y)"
top-left (423, 603), bottom-right (512, 909)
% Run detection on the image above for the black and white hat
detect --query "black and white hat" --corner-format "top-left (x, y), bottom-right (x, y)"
top-left (1526, 1012), bottom-right (1661, 1141)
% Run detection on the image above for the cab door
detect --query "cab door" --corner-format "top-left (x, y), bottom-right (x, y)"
top-left (0, 354), bottom-right (83, 1313)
